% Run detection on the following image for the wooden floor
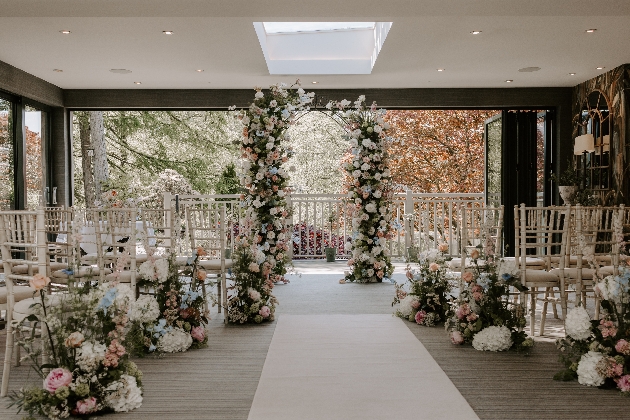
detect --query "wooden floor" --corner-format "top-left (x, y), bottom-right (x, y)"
top-left (0, 263), bottom-right (628, 419)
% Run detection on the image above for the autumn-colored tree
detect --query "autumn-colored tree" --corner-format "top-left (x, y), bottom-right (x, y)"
top-left (384, 110), bottom-right (499, 193)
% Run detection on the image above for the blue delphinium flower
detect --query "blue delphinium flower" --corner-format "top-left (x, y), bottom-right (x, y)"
top-left (96, 287), bottom-right (117, 314)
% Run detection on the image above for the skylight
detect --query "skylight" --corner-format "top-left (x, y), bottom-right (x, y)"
top-left (263, 22), bottom-right (375, 34)
top-left (254, 22), bottom-right (392, 75)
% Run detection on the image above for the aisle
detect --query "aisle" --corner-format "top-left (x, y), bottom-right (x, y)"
top-left (248, 314), bottom-right (479, 420)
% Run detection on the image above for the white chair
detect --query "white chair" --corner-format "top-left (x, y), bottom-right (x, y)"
top-left (516, 205), bottom-right (570, 336)
top-left (0, 208), bottom-right (47, 397)
top-left (186, 205), bottom-right (232, 317)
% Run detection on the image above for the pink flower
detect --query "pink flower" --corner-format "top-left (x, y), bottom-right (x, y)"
top-left (43, 368), bottom-right (72, 393)
top-left (411, 299), bottom-right (420, 309)
top-left (438, 243), bottom-right (449, 253)
top-left (103, 339), bottom-right (125, 368)
top-left (30, 273), bottom-right (50, 291)
top-left (462, 272), bottom-right (473, 283)
top-left (616, 375), bottom-right (630, 392)
top-left (466, 313), bottom-right (478, 322)
top-left (470, 249), bottom-right (480, 260)
top-left (473, 292), bottom-right (483, 301)
top-left (616, 339), bottom-right (630, 355)
top-left (259, 305), bottom-right (271, 318)
top-left (429, 263), bottom-right (439, 272)
top-left (191, 326), bottom-right (206, 341)
top-left (415, 310), bottom-right (427, 325)
top-left (450, 331), bottom-right (464, 345)
top-left (456, 304), bottom-right (471, 320)
top-left (377, 270), bottom-right (384, 278)
top-left (75, 397), bottom-right (98, 415)
top-left (406, 270), bottom-right (413, 279)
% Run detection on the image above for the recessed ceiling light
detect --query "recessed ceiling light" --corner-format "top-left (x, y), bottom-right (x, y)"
top-left (134, 82), bottom-right (142, 85)
top-left (505, 80), bottom-right (513, 83)
top-left (110, 69), bottom-right (132, 74)
top-left (585, 29), bottom-right (597, 33)
top-left (596, 66), bottom-right (605, 70)
top-left (470, 30), bottom-right (482, 35)
top-left (59, 30), bottom-right (71, 34)
top-left (196, 69), bottom-right (204, 72)
top-left (312, 81), bottom-right (318, 84)
top-left (163, 30), bottom-right (174, 35)
top-left (569, 73), bottom-right (576, 76)
top-left (53, 69), bottom-right (63, 72)
top-left (437, 68), bottom-right (445, 72)
top-left (518, 67), bottom-right (541, 72)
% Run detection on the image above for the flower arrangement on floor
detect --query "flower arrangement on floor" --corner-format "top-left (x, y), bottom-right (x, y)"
top-left (227, 243), bottom-right (277, 324)
top-left (326, 96), bottom-right (394, 283)
top-left (10, 277), bottom-right (143, 419)
top-left (393, 246), bottom-right (453, 326)
top-left (133, 251), bottom-right (210, 354)
top-left (554, 264), bottom-right (630, 393)
top-left (233, 81), bottom-right (314, 284)
top-left (445, 243), bottom-right (531, 352)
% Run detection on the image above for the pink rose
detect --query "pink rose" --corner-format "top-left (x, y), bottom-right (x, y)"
top-left (450, 331), bottom-right (464, 345)
top-left (415, 310), bottom-right (427, 324)
top-left (259, 305), bottom-right (271, 318)
top-left (43, 368), bottom-right (72, 393)
top-left (75, 397), bottom-right (98, 415)
top-left (473, 291), bottom-right (483, 301)
top-left (411, 299), bottom-right (420, 309)
top-left (456, 304), bottom-right (470, 320)
top-left (191, 326), bottom-right (206, 341)
top-left (429, 263), bottom-right (439, 272)
top-left (616, 375), bottom-right (630, 392)
top-left (248, 262), bottom-right (260, 273)
top-left (470, 249), bottom-right (480, 260)
top-left (64, 331), bottom-right (85, 349)
top-left (438, 243), bottom-right (449, 253)
top-left (406, 270), bottom-right (413, 279)
top-left (462, 272), bottom-right (473, 283)
top-left (615, 339), bottom-right (630, 355)
top-left (30, 273), bottom-right (50, 291)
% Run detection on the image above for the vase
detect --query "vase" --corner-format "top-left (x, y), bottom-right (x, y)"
top-left (558, 186), bottom-right (577, 205)
top-left (324, 247), bottom-right (336, 262)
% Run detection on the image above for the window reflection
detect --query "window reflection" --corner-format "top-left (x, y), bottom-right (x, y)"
top-left (0, 99), bottom-right (14, 209)
top-left (25, 105), bottom-right (45, 209)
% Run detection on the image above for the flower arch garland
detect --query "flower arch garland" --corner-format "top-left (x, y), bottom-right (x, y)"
top-left (236, 82), bottom-right (314, 282)
top-left (327, 96), bottom-right (395, 283)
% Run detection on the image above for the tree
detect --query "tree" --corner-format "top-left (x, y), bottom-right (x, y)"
top-left (214, 163), bottom-right (240, 195)
top-left (384, 110), bottom-right (499, 193)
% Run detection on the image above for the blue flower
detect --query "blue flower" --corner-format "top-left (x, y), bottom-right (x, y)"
top-left (501, 273), bottom-right (512, 281)
top-left (149, 344), bottom-right (156, 352)
top-left (269, 167), bottom-right (278, 175)
top-left (281, 109), bottom-right (290, 119)
top-left (61, 268), bottom-right (74, 275)
top-left (180, 303), bottom-right (189, 309)
top-left (96, 287), bottom-right (117, 314)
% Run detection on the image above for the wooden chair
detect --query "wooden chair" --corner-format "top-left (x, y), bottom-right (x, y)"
top-left (186, 205), bottom-right (232, 317)
top-left (516, 205), bottom-right (570, 336)
top-left (0, 209), bottom-right (47, 397)
top-left (453, 205), bottom-right (504, 276)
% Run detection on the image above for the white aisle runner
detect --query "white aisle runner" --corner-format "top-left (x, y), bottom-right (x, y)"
top-left (248, 314), bottom-right (479, 420)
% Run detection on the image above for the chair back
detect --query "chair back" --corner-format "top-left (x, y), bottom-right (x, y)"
top-left (186, 204), bottom-right (227, 267)
top-left (138, 208), bottom-right (179, 256)
top-left (0, 209), bottom-right (47, 280)
top-left (575, 205), bottom-right (622, 275)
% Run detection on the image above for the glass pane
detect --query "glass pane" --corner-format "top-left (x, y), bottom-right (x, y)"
top-left (0, 98), bottom-right (14, 210)
top-left (485, 114), bottom-right (502, 206)
top-left (25, 105), bottom-right (45, 209)
top-left (536, 114), bottom-right (545, 206)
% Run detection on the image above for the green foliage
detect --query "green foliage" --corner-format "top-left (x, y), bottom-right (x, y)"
top-left (550, 161), bottom-right (580, 186)
top-left (214, 163), bottom-right (241, 195)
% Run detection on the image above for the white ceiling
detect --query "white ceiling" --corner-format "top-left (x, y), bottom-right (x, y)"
top-left (0, 0), bottom-right (629, 89)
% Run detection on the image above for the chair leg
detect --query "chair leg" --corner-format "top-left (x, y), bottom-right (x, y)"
top-left (559, 278), bottom-right (567, 320)
top-left (529, 288), bottom-right (536, 337)
top-left (1, 318), bottom-right (14, 397)
top-left (216, 276), bottom-right (222, 315)
top-left (14, 327), bottom-right (20, 367)
top-left (548, 289), bottom-right (559, 319)
top-left (595, 296), bottom-right (601, 320)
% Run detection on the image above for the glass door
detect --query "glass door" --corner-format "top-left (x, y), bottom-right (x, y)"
top-left (0, 98), bottom-right (14, 209)
top-left (24, 105), bottom-right (47, 209)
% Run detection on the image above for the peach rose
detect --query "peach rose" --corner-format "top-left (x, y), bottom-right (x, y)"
top-left (64, 331), bottom-right (85, 349)
top-left (196, 246), bottom-right (207, 257)
top-left (30, 273), bottom-right (50, 291)
top-left (470, 249), bottom-right (480, 260)
top-left (429, 263), bottom-right (439, 272)
top-left (438, 243), bottom-right (449, 252)
top-left (462, 271), bottom-right (474, 283)
top-left (197, 269), bottom-right (207, 281)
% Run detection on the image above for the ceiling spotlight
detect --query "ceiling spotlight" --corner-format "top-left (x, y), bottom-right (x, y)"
top-left (585, 29), bottom-right (597, 33)
top-left (163, 30), bottom-right (174, 35)
top-left (134, 81), bottom-right (142, 85)
top-left (196, 69), bottom-right (204, 72)
top-left (505, 80), bottom-right (513, 83)
top-left (59, 30), bottom-right (71, 34)
top-left (312, 81), bottom-right (318, 84)
top-left (53, 69), bottom-right (63, 72)
top-left (569, 73), bottom-right (576, 76)
top-left (437, 68), bottom-right (445, 72)
top-left (470, 31), bottom-right (482, 35)
top-left (596, 66), bottom-right (605, 70)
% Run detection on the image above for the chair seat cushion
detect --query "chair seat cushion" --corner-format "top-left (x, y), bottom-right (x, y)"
top-left (105, 270), bottom-right (136, 283)
top-left (448, 258), bottom-right (486, 272)
top-left (502, 256), bottom-right (546, 269)
top-left (13, 293), bottom-right (65, 315)
top-left (52, 266), bottom-right (111, 280)
top-left (199, 259), bottom-right (234, 271)
top-left (549, 267), bottom-right (595, 280)
top-left (523, 269), bottom-right (559, 287)
top-left (12, 264), bottom-right (30, 274)
top-left (0, 286), bottom-right (37, 305)
top-left (49, 261), bottom-right (69, 271)
top-left (599, 265), bottom-right (615, 276)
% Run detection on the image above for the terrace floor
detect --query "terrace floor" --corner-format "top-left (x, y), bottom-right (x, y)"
top-left (0, 261), bottom-right (624, 419)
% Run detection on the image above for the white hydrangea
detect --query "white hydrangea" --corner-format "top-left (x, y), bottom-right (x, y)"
top-left (138, 259), bottom-right (169, 283)
top-left (565, 306), bottom-right (592, 341)
top-left (115, 283), bottom-right (135, 308)
top-left (576, 351), bottom-right (605, 387)
top-left (154, 259), bottom-right (169, 283)
top-left (105, 374), bottom-right (143, 412)
top-left (497, 259), bottom-right (519, 279)
top-left (397, 295), bottom-right (415, 318)
top-left (130, 295), bottom-right (160, 324)
top-left (158, 327), bottom-right (193, 353)
top-left (418, 249), bottom-right (439, 264)
top-left (594, 275), bottom-right (622, 302)
top-left (76, 341), bottom-right (107, 372)
top-left (472, 326), bottom-right (513, 352)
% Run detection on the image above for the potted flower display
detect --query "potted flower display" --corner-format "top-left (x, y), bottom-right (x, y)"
top-left (551, 161), bottom-right (579, 205)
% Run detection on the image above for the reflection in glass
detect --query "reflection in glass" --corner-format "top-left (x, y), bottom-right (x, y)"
top-left (25, 105), bottom-right (44, 209)
top-left (0, 99), bottom-right (14, 209)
